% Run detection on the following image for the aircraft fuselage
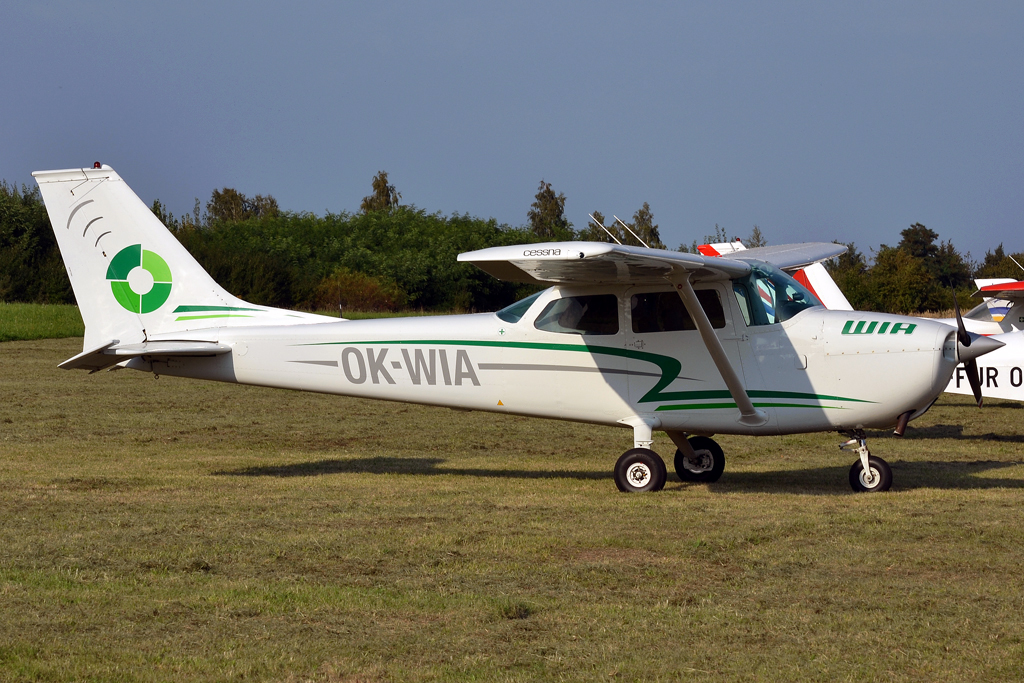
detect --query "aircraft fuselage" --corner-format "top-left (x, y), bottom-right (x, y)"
top-left (135, 282), bottom-right (959, 437)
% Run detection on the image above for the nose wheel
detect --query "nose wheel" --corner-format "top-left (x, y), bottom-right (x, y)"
top-left (840, 431), bottom-right (892, 492)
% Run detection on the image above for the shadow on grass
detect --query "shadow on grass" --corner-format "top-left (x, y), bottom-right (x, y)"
top-left (866, 424), bottom-right (1024, 443)
top-left (708, 459), bottom-right (1024, 494)
top-left (215, 456), bottom-right (1024, 491)
top-left (214, 456), bottom-right (610, 481)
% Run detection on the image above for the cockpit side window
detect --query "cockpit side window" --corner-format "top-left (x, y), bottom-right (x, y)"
top-left (534, 294), bottom-right (619, 335)
top-left (631, 289), bottom-right (725, 332)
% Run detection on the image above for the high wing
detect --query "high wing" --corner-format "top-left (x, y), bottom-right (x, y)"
top-left (457, 242), bottom-right (749, 285)
top-left (458, 241), bottom-right (845, 286)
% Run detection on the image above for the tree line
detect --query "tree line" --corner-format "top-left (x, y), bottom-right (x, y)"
top-left (1, 174), bottom-right (1020, 314)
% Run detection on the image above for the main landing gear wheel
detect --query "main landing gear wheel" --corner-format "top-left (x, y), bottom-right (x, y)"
top-left (614, 448), bottom-right (667, 493)
top-left (849, 455), bottom-right (892, 493)
top-left (675, 436), bottom-right (725, 483)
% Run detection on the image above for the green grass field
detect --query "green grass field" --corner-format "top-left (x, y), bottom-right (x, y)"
top-left (0, 303), bottom-right (84, 342)
top-left (1, 337), bottom-right (1023, 682)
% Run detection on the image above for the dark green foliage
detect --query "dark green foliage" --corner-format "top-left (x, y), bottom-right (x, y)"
top-left (746, 225), bottom-right (766, 248)
top-left (897, 223), bottom-right (971, 290)
top-left (868, 245), bottom-right (942, 313)
top-left (3, 173), bottom-right (1019, 317)
top-left (578, 210), bottom-right (616, 243)
top-left (360, 171), bottom-right (402, 214)
top-left (311, 269), bottom-right (407, 312)
top-left (527, 180), bottom-right (574, 241)
top-left (825, 242), bottom-right (876, 310)
top-left (827, 224), bottom-right (975, 312)
top-left (207, 188), bottom-right (279, 222)
top-left (578, 204), bottom-right (665, 249)
top-left (827, 236), bottom-right (970, 313)
top-left (898, 223), bottom-right (939, 261)
top-left (975, 244), bottom-right (1024, 280)
top-left (0, 183), bottom-right (73, 304)
top-left (625, 203), bottom-right (665, 249)
top-left (172, 206), bottom-right (531, 311)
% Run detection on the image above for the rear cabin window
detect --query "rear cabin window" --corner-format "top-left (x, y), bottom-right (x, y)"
top-left (630, 289), bottom-right (725, 333)
top-left (534, 294), bottom-right (619, 335)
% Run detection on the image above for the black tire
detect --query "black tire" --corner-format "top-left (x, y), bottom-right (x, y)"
top-left (849, 455), bottom-right (892, 493)
top-left (674, 436), bottom-right (725, 483)
top-left (614, 448), bottom-right (667, 493)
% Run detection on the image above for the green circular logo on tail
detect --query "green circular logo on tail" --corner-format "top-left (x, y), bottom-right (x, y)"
top-left (106, 244), bottom-right (172, 314)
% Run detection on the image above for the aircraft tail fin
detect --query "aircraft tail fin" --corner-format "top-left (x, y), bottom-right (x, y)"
top-left (33, 165), bottom-right (329, 351)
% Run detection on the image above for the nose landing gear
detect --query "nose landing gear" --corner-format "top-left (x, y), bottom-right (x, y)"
top-left (840, 430), bottom-right (892, 492)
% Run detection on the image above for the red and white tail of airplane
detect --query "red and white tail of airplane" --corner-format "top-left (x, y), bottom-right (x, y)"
top-left (698, 241), bottom-right (853, 311)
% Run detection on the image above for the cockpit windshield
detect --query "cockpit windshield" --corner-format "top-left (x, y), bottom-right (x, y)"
top-left (732, 260), bottom-right (822, 326)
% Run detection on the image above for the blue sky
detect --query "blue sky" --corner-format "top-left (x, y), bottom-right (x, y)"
top-left (3, 2), bottom-right (1022, 258)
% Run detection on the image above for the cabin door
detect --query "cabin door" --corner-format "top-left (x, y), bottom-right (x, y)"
top-left (623, 282), bottom-right (754, 413)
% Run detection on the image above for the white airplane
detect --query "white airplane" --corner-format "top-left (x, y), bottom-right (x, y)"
top-left (935, 280), bottom-right (1024, 402)
top-left (34, 165), bottom-right (1003, 494)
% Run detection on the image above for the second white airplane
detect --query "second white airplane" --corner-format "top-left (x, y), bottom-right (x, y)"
top-left (34, 166), bottom-right (1003, 493)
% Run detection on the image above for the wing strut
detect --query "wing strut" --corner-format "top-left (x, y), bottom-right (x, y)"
top-left (669, 274), bottom-right (768, 427)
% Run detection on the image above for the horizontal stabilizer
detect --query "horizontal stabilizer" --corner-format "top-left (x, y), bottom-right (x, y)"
top-left (59, 339), bottom-right (232, 373)
top-left (976, 281), bottom-right (1024, 300)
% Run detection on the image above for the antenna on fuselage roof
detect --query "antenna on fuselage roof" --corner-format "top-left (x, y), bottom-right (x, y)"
top-left (1009, 254), bottom-right (1024, 276)
top-left (588, 213), bottom-right (622, 245)
top-left (613, 215), bottom-right (650, 249)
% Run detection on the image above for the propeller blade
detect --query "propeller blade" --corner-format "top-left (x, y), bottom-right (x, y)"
top-left (966, 358), bottom-right (984, 407)
top-left (954, 294), bottom-right (971, 348)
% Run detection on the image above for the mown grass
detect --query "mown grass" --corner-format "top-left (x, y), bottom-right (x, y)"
top-left (0, 303), bottom-right (84, 342)
top-left (1, 338), bottom-right (1023, 681)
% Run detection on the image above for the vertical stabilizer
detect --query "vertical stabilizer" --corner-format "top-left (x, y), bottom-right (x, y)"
top-left (34, 166), bottom-right (329, 350)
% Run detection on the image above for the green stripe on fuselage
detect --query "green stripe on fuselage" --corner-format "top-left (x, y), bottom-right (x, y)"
top-left (173, 305), bottom-right (264, 313)
top-left (656, 402), bottom-right (848, 411)
top-left (175, 314), bottom-right (254, 321)
top-left (297, 338), bottom-right (875, 407)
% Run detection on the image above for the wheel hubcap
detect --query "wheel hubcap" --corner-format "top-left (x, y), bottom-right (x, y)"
top-left (627, 463), bottom-right (652, 488)
top-left (683, 450), bottom-right (713, 473)
top-left (860, 467), bottom-right (879, 488)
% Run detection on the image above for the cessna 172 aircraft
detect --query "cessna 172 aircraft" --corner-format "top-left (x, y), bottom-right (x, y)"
top-left (34, 165), bottom-right (1003, 494)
